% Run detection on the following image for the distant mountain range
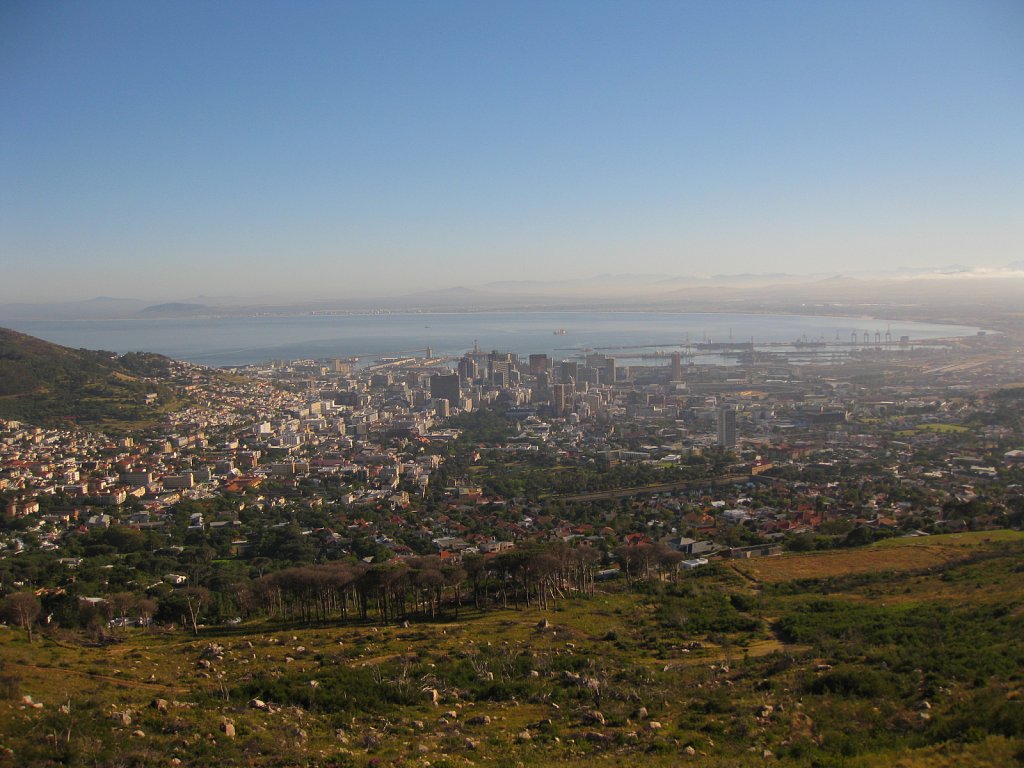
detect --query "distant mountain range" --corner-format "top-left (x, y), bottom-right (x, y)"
top-left (2, 265), bottom-right (1022, 321)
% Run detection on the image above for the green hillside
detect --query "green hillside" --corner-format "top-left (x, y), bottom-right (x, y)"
top-left (0, 327), bottom-right (180, 427)
top-left (1, 532), bottom-right (1021, 767)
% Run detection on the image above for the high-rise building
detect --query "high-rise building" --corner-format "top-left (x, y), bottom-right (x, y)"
top-left (670, 351), bottom-right (682, 382)
top-left (717, 405), bottom-right (737, 449)
top-left (457, 355), bottom-right (478, 383)
top-left (528, 354), bottom-right (550, 374)
top-left (532, 370), bottom-right (550, 402)
top-left (490, 360), bottom-right (511, 388)
top-left (551, 383), bottom-right (567, 417)
top-left (586, 353), bottom-right (616, 385)
top-left (559, 360), bottom-right (578, 389)
top-left (430, 373), bottom-right (460, 405)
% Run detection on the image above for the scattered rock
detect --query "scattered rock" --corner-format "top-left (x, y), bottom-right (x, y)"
top-left (249, 698), bottom-right (268, 710)
top-left (21, 694), bottom-right (43, 710)
top-left (537, 618), bottom-right (550, 630)
top-left (648, 721), bottom-right (662, 730)
top-left (517, 730), bottom-right (532, 742)
top-left (636, 706), bottom-right (648, 719)
top-left (465, 738), bottom-right (480, 750)
top-left (112, 711), bottom-right (132, 727)
top-left (152, 698), bottom-right (168, 712)
top-left (424, 688), bottom-right (440, 706)
top-left (200, 643), bottom-right (225, 660)
top-left (293, 727), bottom-right (307, 741)
top-left (584, 710), bottom-right (605, 726)
top-left (584, 731), bottom-right (609, 743)
top-left (131, 730), bottom-right (145, 738)
top-left (467, 715), bottom-right (491, 726)
top-left (684, 745), bottom-right (697, 756)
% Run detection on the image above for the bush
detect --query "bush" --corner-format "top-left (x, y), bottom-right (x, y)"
top-left (807, 667), bottom-right (896, 698)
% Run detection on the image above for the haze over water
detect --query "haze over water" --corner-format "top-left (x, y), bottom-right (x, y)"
top-left (6, 312), bottom-right (981, 368)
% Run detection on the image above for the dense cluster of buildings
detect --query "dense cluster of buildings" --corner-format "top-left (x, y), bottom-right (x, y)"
top-left (1, 329), bottom-right (1022, 565)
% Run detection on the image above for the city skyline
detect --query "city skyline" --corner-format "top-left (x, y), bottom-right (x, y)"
top-left (3, 1), bottom-right (1023, 303)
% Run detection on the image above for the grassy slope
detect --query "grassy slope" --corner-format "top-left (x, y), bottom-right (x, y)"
top-left (0, 326), bottom-right (179, 427)
top-left (0, 533), bottom-right (1021, 767)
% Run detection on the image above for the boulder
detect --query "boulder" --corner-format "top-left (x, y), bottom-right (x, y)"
top-left (112, 711), bottom-right (132, 727)
top-left (583, 710), bottom-right (605, 726)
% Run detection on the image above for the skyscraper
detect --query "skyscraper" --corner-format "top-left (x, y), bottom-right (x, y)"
top-left (457, 355), bottom-right (478, 383)
top-left (551, 383), bottom-right (567, 417)
top-left (670, 351), bottom-right (682, 382)
top-left (559, 360), bottom-right (578, 390)
top-left (717, 405), bottom-right (737, 449)
top-left (430, 373), bottom-right (460, 406)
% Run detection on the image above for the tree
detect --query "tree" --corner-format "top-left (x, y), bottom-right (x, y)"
top-left (108, 591), bottom-right (136, 631)
top-left (2, 592), bottom-right (41, 642)
top-left (181, 587), bottom-right (210, 636)
top-left (134, 596), bottom-right (158, 630)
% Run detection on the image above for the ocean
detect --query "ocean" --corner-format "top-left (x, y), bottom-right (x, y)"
top-left (3, 311), bottom-right (981, 368)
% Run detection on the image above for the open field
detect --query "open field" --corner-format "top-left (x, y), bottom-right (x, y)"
top-left (729, 530), bottom-right (1024, 584)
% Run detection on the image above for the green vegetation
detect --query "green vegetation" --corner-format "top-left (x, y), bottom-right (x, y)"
top-left (0, 326), bottom-right (183, 426)
top-left (0, 534), bottom-right (1020, 767)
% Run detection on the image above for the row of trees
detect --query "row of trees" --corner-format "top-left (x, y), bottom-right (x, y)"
top-left (237, 544), bottom-right (603, 625)
top-left (3, 540), bottom-right (693, 638)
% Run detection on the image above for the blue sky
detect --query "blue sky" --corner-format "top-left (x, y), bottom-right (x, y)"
top-left (2, 0), bottom-right (1022, 302)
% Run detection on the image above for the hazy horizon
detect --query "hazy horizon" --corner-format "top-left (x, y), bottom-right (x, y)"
top-left (3, 1), bottom-right (1023, 304)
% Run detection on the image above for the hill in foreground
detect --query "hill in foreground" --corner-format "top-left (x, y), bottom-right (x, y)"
top-left (0, 326), bottom-right (181, 427)
top-left (0, 531), bottom-right (1020, 767)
